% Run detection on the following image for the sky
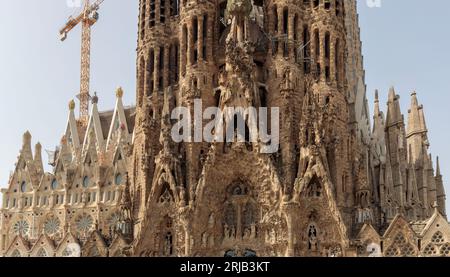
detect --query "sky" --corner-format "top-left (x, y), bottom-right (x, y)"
top-left (0, 0), bottom-right (449, 210)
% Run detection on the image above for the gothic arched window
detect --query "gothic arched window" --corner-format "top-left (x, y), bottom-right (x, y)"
top-left (20, 181), bottom-right (27, 193)
top-left (115, 174), bottom-right (123, 186)
top-left (51, 179), bottom-right (58, 190)
top-left (82, 176), bottom-right (89, 188)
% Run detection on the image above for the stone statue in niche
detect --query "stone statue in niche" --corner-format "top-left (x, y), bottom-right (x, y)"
top-left (202, 233), bottom-right (208, 247)
top-left (251, 223), bottom-right (256, 239)
top-left (308, 224), bottom-right (319, 251)
top-left (163, 232), bottom-right (173, 256)
top-left (230, 225), bottom-right (236, 239)
top-left (243, 227), bottom-right (251, 239)
top-left (208, 213), bottom-right (215, 228)
top-left (281, 67), bottom-right (294, 91)
top-left (224, 223), bottom-right (231, 239)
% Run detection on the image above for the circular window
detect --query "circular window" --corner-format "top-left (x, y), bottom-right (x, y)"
top-left (43, 217), bottom-right (61, 236)
top-left (82, 176), bottom-right (89, 188)
top-left (115, 174), bottom-right (122, 185)
top-left (51, 179), bottom-right (58, 190)
top-left (75, 213), bottom-right (94, 234)
top-left (13, 220), bottom-right (30, 237)
top-left (20, 181), bottom-right (27, 193)
top-left (108, 212), bottom-right (122, 229)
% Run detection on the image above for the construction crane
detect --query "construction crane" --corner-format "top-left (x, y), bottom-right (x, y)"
top-left (59, 0), bottom-right (105, 126)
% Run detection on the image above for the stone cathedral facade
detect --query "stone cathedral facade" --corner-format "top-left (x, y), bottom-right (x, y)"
top-left (1, 0), bottom-right (449, 257)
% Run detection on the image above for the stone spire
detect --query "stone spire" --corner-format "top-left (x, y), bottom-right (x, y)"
top-left (406, 91), bottom-right (428, 162)
top-left (34, 142), bottom-right (44, 174)
top-left (385, 87), bottom-right (408, 217)
top-left (372, 90), bottom-right (385, 150)
top-left (386, 87), bottom-right (403, 127)
top-left (435, 156), bottom-right (447, 217)
top-left (21, 131), bottom-right (33, 162)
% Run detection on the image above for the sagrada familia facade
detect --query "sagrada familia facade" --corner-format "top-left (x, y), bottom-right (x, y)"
top-left (1, 0), bottom-right (449, 257)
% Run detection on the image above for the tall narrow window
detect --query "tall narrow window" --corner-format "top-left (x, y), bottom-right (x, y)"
top-left (203, 14), bottom-right (208, 61)
top-left (169, 43), bottom-right (179, 85)
top-left (193, 17), bottom-right (198, 64)
top-left (273, 6), bottom-right (278, 55)
top-left (335, 0), bottom-right (341, 16)
top-left (160, 0), bottom-right (166, 23)
top-left (314, 29), bottom-right (320, 59)
top-left (335, 39), bottom-right (340, 85)
top-left (303, 25), bottom-right (311, 73)
top-left (219, 2), bottom-right (227, 38)
top-left (273, 6), bottom-right (278, 33)
top-left (182, 24), bottom-right (187, 75)
top-left (141, 1), bottom-right (147, 39)
top-left (324, 32), bottom-right (330, 59)
top-left (282, 8), bottom-right (288, 34)
top-left (282, 8), bottom-right (289, 57)
top-left (294, 14), bottom-right (299, 62)
top-left (170, 0), bottom-right (179, 16)
top-left (158, 47), bottom-right (164, 91)
top-left (150, 0), bottom-right (156, 27)
top-left (148, 49), bottom-right (155, 95)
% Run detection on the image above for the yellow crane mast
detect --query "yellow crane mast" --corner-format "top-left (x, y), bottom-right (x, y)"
top-left (59, 0), bottom-right (105, 126)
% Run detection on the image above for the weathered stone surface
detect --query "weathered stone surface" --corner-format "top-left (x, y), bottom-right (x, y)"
top-left (0, 0), bottom-right (447, 257)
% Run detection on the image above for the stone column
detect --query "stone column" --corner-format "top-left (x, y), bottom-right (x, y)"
top-left (320, 32), bottom-right (326, 82)
top-left (206, 12), bottom-right (213, 61)
top-left (163, 44), bottom-right (170, 89)
top-left (180, 24), bottom-right (187, 76)
top-left (198, 16), bottom-right (204, 62)
top-left (277, 7), bottom-right (283, 55)
top-left (155, 0), bottom-right (161, 24)
top-left (288, 11), bottom-right (295, 60)
top-left (330, 34), bottom-right (337, 87)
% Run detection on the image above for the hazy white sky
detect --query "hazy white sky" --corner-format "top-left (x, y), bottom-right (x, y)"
top-left (0, 0), bottom-right (449, 210)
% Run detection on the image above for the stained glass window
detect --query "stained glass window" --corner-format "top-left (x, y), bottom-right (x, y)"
top-left (20, 181), bottom-right (27, 193)
top-left (115, 174), bottom-right (123, 185)
top-left (43, 217), bottom-right (61, 236)
top-left (82, 176), bottom-right (89, 188)
top-left (12, 220), bottom-right (30, 237)
top-left (51, 179), bottom-right (58, 190)
top-left (75, 213), bottom-right (94, 234)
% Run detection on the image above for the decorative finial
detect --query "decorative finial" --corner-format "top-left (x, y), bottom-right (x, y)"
top-left (116, 87), bottom-right (124, 98)
top-left (91, 92), bottom-right (99, 104)
top-left (69, 99), bottom-right (76, 110)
